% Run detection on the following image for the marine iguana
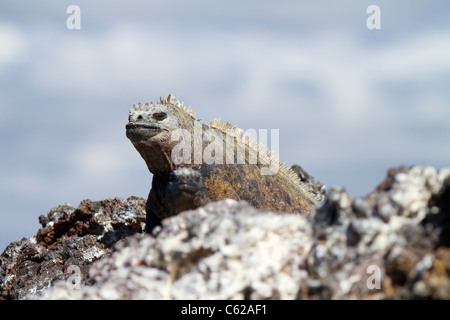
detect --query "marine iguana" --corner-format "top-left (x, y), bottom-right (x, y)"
top-left (126, 94), bottom-right (320, 233)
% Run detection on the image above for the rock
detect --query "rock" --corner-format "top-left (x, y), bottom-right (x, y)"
top-left (0, 197), bottom-right (146, 300)
top-left (31, 200), bottom-right (313, 299)
top-left (1, 165), bottom-right (450, 300)
top-left (306, 165), bottom-right (450, 299)
top-left (291, 164), bottom-right (326, 201)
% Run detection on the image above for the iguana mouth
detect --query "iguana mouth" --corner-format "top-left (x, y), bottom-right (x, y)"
top-left (126, 123), bottom-right (161, 130)
top-left (170, 183), bottom-right (200, 195)
top-left (126, 123), bottom-right (163, 141)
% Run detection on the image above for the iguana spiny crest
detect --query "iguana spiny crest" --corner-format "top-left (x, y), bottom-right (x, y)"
top-left (126, 94), bottom-right (320, 233)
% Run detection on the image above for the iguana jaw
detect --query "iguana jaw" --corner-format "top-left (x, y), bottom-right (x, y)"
top-left (168, 182), bottom-right (201, 196)
top-left (125, 122), bottom-right (164, 142)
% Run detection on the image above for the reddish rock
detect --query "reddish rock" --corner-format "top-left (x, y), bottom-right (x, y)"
top-left (0, 197), bottom-right (145, 300)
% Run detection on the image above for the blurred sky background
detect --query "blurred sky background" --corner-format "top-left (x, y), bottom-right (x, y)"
top-left (1, 0), bottom-right (449, 250)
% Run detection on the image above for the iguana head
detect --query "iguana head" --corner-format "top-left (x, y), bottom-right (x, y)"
top-left (126, 94), bottom-right (196, 174)
top-left (126, 94), bottom-right (195, 143)
top-left (165, 167), bottom-right (209, 217)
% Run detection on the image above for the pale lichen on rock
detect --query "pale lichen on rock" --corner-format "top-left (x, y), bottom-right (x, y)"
top-left (1, 165), bottom-right (450, 300)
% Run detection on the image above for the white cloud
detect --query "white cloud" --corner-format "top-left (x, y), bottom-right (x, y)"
top-left (0, 24), bottom-right (26, 67)
top-left (370, 33), bottom-right (450, 79)
top-left (6, 22), bottom-right (450, 174)
top-left (23, 23), bottom-right (450, 131)
top-left (71, 139), bottom-right (134, 185)
top-left (1, 1), bottom-right (450, 251)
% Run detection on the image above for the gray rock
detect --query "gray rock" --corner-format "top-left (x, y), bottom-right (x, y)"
top-left (33, 200), bottom-right (313, 299)
top-left (0, 197), bottom-right (146, 299)
top-left (2, 165), bottom-right (450, 300)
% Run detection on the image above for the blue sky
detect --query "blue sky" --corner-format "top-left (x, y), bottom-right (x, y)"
top-left (1, 0), bottom-right (449, 250)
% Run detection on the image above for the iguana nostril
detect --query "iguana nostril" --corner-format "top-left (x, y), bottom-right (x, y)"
top-left (136, 115), bottom-right (144, 121)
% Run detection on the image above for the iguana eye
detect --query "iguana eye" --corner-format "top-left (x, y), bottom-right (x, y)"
top-left (153, 112), bottom-right (167, 121)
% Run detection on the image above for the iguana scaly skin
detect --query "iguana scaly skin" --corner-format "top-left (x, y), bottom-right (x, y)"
top-left (126, 94), bottom-right (319, 232)
top-left (166, 167), bottom-right (209, 217)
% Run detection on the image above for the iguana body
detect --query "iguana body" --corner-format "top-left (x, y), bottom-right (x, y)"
top-left (126, 94), bottom-right (319, 232)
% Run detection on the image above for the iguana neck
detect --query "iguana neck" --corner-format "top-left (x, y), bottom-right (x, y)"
top-left (133, 141), bottom-right (175, 175)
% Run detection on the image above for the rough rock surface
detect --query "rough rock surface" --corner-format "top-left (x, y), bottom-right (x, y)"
top-left (0, 197), bottom-right (146, 300)
top-left (309, 165), bottom-right (450, 299)
top-left (32, 200), bottom-right (313, 299)
top-left (291, 164), bottom-right (326, 202)
top-left (1, 165), bottom-right (450, 300)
